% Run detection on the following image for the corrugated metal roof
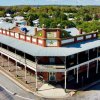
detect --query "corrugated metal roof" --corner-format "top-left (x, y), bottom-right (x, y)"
top-left (0, 22), bottom-right (42, 36)
top-left (64, 27), bottom-right (85, 36)
top-left (0, 22), bottom-right (15, 30)
top-left (0, 34), bottom-right (100, 57)
top-left (19, 25), bottom-right (42, 36)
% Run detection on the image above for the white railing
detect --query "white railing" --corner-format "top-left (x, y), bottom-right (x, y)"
top-left (0, 47), bottom-right (36, 71)
top-left (67, 57), bottom-right (100, 71)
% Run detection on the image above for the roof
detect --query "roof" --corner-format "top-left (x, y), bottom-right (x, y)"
top-left (0, 34), bottom-right (100, 57)
top-left (32, 19), bottom-right (39, 24)
top-left (14, 16), bottom-right (24, 21)
top-left (19, 25), bottom-right (41, 36)
top-left (0, 22), bottom-right (15, 30)
top-left (0, 22), bottom-right (42, 36)
top-left (64, 27), bottom-right (85, 36)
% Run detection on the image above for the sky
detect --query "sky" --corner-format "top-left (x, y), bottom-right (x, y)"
top-left (0, 0), bottom-right (100, 6)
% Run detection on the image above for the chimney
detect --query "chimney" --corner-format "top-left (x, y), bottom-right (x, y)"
top-left (16, 23), bottom-right (19, 27)
top-left (79, 28), bottom-right (82, 34)
top-left (34, 27), bottom-right (37, 35)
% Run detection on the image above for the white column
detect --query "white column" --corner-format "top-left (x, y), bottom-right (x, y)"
top-left (7, 46), bottom-right (10, 71)
top-left (77, 53), bottom-right (79, 83)
top-left (96, 60), bottom-right (98, 74)
top-left (24, 53), bottom-right (27, 83)
top-left (87, 63), bottom-right (89, 78)
top-left (77, 53), bottom-right (78, 64)
top-left (1, 53), bottom-right (3, 66)
top-left (15, 49), bottom-right (18, 77)
top-left (96, 48), bottom-right (99, 74)
top-left (74, 69), bottom-right (76, 75)
top-left (64, 56), bottom-right (67, 91)
top-left (65, 70), bottom-right (67, 90)
top-left (87, 50), bottom-right (89, 78)
top-left (77, 67), bottom-right (79, 83)
top-left (8, 57), bottom-right (10, 71)
top-left (16, 61), bottom-right (18, 77)
top-left (35, 57), bottom-right (38, 91)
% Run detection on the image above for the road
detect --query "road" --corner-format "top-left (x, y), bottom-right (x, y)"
top-left (0, 72), bottom-right (36, 100)
top-left (68, 82), bottom-right (100, 100)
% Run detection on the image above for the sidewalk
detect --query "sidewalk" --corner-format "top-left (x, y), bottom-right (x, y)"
top-left (36, 84), bottom-right (70, 99)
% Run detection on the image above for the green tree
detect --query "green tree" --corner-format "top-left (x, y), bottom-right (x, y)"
top-left (0, 11), bottom-right (5, 17)
top-left (83, 14), bottom-right (92, 21)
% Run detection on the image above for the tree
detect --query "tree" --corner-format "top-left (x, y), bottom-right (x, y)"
top-left (50, 22), bottom-right (58, 28)
top-left (61, 21), bottom-right (76, 28)
top-left (0, 11), bottom-right (5, 17)
top-left (83, 14), bottom-right (92, 21)
top-left (77, 21), bottom-right (100, 33)
top-left (21, 6), bottom-right (31, 12)
top-left (39, 18), bottom-right (52, 28)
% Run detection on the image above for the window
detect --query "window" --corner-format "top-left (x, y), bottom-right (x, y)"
top-left (50, 57), bottom-right (55, 64)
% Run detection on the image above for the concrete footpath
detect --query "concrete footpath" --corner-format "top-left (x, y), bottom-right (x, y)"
top-left (36, 84), bottom-right (70, 99)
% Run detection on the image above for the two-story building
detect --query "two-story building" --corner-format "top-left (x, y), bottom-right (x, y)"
top-left (0, 22), bottom-right (100, 89)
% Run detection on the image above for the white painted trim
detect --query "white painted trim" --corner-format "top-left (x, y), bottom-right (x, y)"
top-left (15, 33), bottom-right (19, 39)
top-left (93, 34), bottom-right (96, 37)
top-left (20, 35), bottom-right (25, 39)
top-left (38, 39), bottom-right (43, 44)
top-left (26, 36), bottom-right (30, 41)
top-left (77, 36), bottom-right (84, 41)
top-left (32, 38), bottom-right (36, 43)
top-left (61, 38), bottom-right (74, 44)
top-left (67, 57), bottom-right (100, 71)
top-left (7, 31), bottom-right (9, 35)
top-left (10, 32), bottom-right (14, 36)
top-left (86, 35), bottom-right (92, 39)
top-left (3, 30), bottom-right (5, 34)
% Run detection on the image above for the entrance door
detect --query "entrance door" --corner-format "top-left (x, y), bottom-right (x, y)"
top-left (49, 72), bottom-right (56, 81)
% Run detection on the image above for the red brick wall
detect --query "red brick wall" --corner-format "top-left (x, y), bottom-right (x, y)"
top-left (56, 72), bottom-right (64, 81)
top-left (42, 72), bottom-right (49, 81)
top-left (38, 57), bottom-right (49, 64)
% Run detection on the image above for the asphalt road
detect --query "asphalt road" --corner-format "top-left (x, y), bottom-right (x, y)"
top-left (0, 72), bottom-right (36, 100)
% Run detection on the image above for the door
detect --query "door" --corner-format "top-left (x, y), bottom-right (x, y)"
top-left (49, 72), bottom-right (56, 81)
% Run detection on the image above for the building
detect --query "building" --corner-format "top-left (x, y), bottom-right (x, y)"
top-left (0, 22), bottom-right (100, 90)
top-left (13, 16), bottom-right (27, 26)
